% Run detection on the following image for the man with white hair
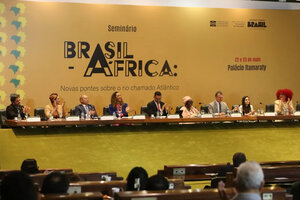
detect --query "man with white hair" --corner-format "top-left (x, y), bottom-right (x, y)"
top-left (75, 95), bottom-right (98, 119)
top-left (218, 161), bottom-right (264, 200)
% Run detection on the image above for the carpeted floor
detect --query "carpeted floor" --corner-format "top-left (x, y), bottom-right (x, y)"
top-left (0, 123), bottom-right (300, 188)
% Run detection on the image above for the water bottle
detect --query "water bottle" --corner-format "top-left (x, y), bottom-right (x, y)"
top-left (156, 111), bottom-right (160, 118)
top-left (113, 111), bottom-right (116, 119)
top-left (17, 109), bottom-right (21, 120)
top-left (285, 108), bottom-right (289, 116)
top-left (49, 111), bottom-right (53, 121)
top-left (201, 110), bottom-right (204, 116)
top-left (226, 109), bottom-right (230, 117)
top-left (81, 112), bottom-right (85, 119)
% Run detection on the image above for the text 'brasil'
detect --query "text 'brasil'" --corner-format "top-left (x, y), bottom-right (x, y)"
top-left (64, 41), bottom-right (178, 78)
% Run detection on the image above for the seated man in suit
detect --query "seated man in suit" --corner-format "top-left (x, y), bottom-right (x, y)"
top-left (208, 91), bottom-right (230, 116)
top-left (147, 91), bottom-right (171, 117)
top-left (6, 93), bottom-right (30, 120)
top-left (75, 95), bottom-right (98, 119)
top-left (218, 152), bottom-right (247, 177)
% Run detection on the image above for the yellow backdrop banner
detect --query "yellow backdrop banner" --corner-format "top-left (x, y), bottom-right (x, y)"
top-left (1, 1), bottom-right (299, 114)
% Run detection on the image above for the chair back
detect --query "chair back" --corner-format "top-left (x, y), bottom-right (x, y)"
top-left (296, 104), bottom-right (300, 111)
top-left (231, 105), bottom-right (239, 112)
top-left (0, 109), bottom-right (7, 128)
top-left (266, 104), bottom-right (275, 112)
top-left (140, 106), bottom-right (148, 116)
top-left (34, 107), bottom-right (46, 120)
top-left (200, 105), bottom-right (209, 114)
top-left (103, 107), bottom-right (111, 116)
top-left (69, 108), bottom-right (76, 116)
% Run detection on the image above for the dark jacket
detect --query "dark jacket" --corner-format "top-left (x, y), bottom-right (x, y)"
top-left (74, 104), bottom-right (98, 118)
top-left (6, 104), bottom-right (26, 120)
top-left (146, 100), bottom-right (167, 117)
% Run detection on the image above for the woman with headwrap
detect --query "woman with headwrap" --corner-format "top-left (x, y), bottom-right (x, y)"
top-left (180, 96), bottom-right (199, 118)
top-left (44, 93), bottom-right (66, 119)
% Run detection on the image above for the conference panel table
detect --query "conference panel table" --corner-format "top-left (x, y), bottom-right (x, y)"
top-left (5, 115), bottom-right (300, 127)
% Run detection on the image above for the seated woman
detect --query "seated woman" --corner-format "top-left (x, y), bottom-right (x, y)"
top-left (109, 92), bottom-right (130, 117)
top-left (275, 89), bottom-right (294, 115)
top-left (180, 96), bottom-right (199, 118)
top-left (45, 93), bottom-right (66, 119)
top-left (239, 96), bottom-right (255, 115)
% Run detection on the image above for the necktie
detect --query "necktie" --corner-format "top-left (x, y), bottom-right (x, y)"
top-left (157, 103), bottom-right (160, 111)
top-left (84, 105), bottom-right (89, 114)
top-left (219, 102), bottom-right (221, 113)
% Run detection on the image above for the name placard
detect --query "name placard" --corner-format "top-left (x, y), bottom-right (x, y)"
top-left (26, 117), bottom-right (41, 122)
top-left (100, 116), bottom-right (115, 120)
top-left (294, 112), bottom-right (300, 116)
top-left (167, 114), bottom-right (180, 119)
top-left (66, 116), bottom-right (80, 121)
top-left (201, 114), bottom-right (213, 118)
top-left (133, 115), bottom-right (146, 120)
top-left (264, 112), bottom-right (276, 116)
top-left (231, 113), bottom-right (242, 117)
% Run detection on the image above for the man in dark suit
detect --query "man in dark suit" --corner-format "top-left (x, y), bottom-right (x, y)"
top-left (75, 95), bottom-right (98, 118)
top-left (6, 93), bottom-right (30, 120)
top-left (147, 91), bottom-right (170, 117)
top-left (218, 152), bottom-right (247, 177)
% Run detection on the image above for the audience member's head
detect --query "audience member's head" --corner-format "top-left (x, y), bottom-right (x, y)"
top-left (41, 172), bottom-right (70, 194)
top-left (146, 174), bottom-right (169, 191)
top-left (0, 171), bottom-right (38, 200)
top-left (291, 182), bottom-right (300, 200)
top-left (21, 159), bottom-right (39, 174)
top-left (233, 152), bottom-right (247, 168)
top-left (126, 167), bottom-right (148, 191)
top-left (235, 161), bottom-right (264, 193)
